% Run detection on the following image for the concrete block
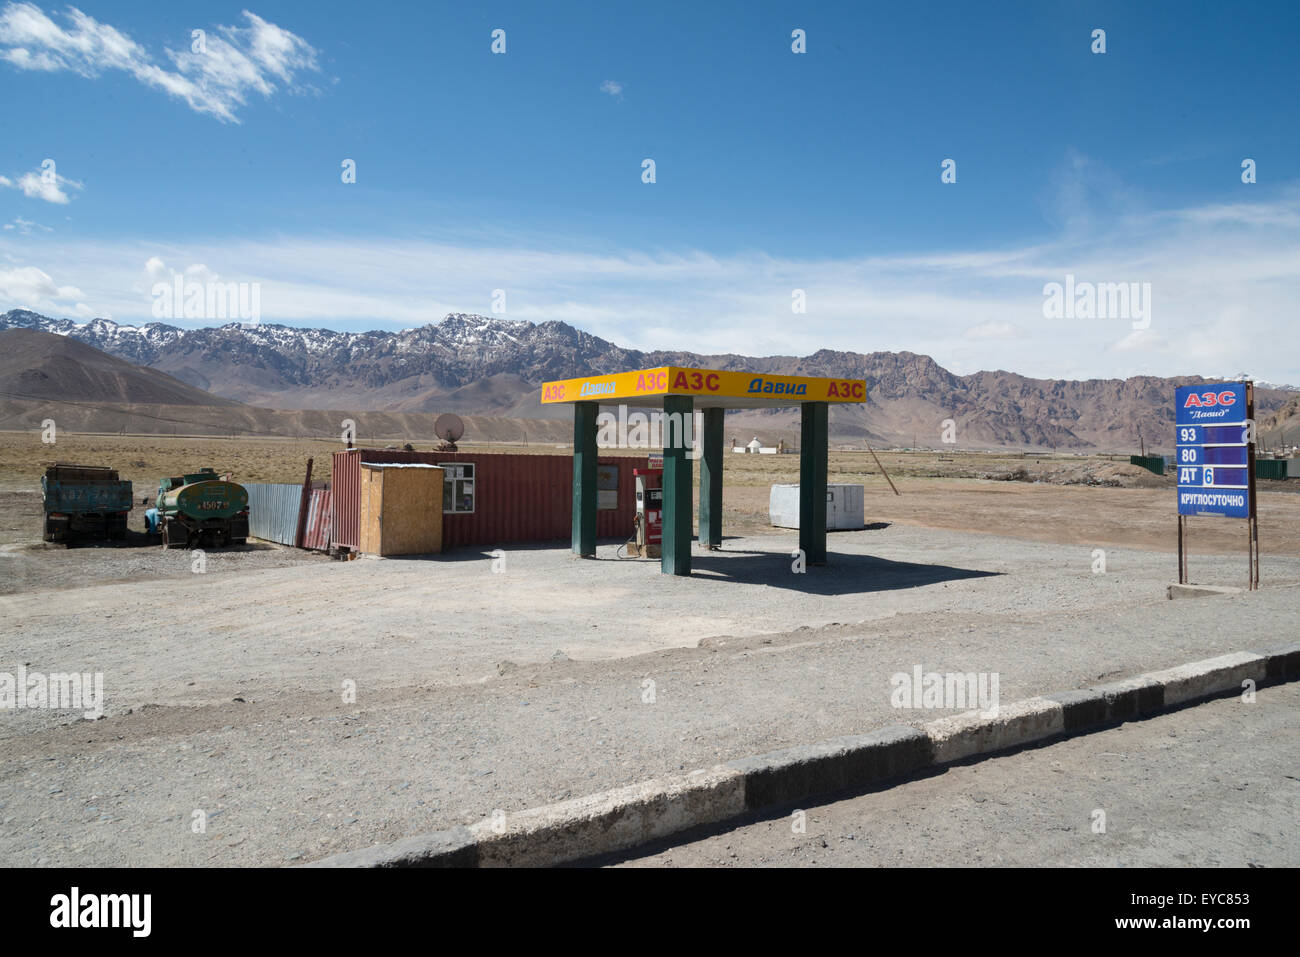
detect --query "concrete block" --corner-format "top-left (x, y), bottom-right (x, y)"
top-left (726, 725), bottom-right (931, 810)
top-left (1042, 688), bottom-right (1108, 733)
top-left (471, 765), bottom-right (746, 868)
top-left (1090, 675), bottom-right (1164, 723)
top-left (1261, 642), bottom-right (1300, 682)
top-left (925, 697), bottom-right (1064, 765)
top-left (1145, 651), bottom-right (1267, 707)
top-left (1167, 583), bottom-right (1244, 599)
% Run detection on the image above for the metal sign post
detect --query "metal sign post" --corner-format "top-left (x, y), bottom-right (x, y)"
top-left (1174, 381), bottom-right (1259, 590)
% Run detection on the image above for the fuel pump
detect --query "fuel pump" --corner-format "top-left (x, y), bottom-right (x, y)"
top-left (627, 467), bottom-right (662, 558)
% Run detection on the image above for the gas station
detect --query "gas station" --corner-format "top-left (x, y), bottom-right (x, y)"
top-left (541, 367), bottom-right (867, 575)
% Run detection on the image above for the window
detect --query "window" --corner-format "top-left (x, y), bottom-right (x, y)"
top-left (440, 462), bottom-right (475, 513)
top-left (597, 463), bottom-right (620, 510)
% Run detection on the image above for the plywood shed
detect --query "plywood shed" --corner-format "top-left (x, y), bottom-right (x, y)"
top-left (358, 463), bottom-right (443, 556)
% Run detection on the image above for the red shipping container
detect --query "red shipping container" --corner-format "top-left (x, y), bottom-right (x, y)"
top-left (330, 450), bottom-right (647, 551)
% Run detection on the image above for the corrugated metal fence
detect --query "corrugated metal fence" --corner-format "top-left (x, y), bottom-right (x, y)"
top-left (1256, 459), bottom-right (1290, 481)
top-left (245, 482), bottom-right (304, 546)
top-left (302, 488), bottom-right (333, 550)
top-left (1129, 454), bottom-right (1167, 476)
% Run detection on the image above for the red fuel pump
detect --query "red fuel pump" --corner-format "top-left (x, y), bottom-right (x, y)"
top-left (627, 467), bottom-right (662, 558)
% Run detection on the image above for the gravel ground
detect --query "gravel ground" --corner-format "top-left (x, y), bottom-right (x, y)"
top-left (0, 537), bottom-right (329, 596)
top-left (1, 521), bottom-right (1297, 866)
top-left (612, 681), bottom-right (1300, 867)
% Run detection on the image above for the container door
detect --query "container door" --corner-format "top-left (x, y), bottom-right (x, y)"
top-left (848, 485), bottom-right (863, 526)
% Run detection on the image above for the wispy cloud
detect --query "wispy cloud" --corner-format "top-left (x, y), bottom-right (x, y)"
top-left (0, 3), bottom-right (319, 123)
top-left (962, 320), bottom-right (1026, 340)
top-left (2, 163), bottom-right (82, 203)
top-left (4, 216), bottom-right (53, 234)
top-left (599, 79), bottom-right (623, 100)
top-left (4, 188), bottom-right (1299, 382)
top-left (0, 264), bottom-right (90, 316)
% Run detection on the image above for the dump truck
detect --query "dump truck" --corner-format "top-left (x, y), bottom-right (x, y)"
top-left (41, 464), bottom-right (133, 543)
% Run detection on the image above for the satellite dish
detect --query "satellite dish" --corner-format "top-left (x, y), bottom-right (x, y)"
top-left (434, 413), bottom-right (465, 448)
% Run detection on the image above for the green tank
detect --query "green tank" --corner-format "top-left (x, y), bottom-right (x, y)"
top-left (155, 468), bottom-right (249, 549)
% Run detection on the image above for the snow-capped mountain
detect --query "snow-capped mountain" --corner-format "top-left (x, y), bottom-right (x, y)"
top-left (0, 309), bottom-right (643, 410)
top-left (1223, 372), bottom-right (1300, 392)
top-left (3, 308), bottom-right (1294, 450)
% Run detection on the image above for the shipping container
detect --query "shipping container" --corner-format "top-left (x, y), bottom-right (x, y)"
top-left (331, 449), bottom-right (647, 551)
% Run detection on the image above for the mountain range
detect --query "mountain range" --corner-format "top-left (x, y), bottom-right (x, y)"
top-left (2, 308), bottom-right (1294, 451)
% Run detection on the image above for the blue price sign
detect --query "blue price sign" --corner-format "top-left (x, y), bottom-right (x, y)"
top-left (1175, 383), bottom-right (1251, 518)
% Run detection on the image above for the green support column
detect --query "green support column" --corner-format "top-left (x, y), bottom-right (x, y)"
top-left (572, 401), bottom-right (598, 557)
top-left (661, 395), bottom-right (694, 575)
top-left (698, 406), bottom-right (724, 549)
top-left (799, 401), bottom-right (828, 565)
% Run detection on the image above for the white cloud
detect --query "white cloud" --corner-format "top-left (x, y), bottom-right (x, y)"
top-left (0, 264), bottom-right (87, 314)
top-left (600, 79), bottom-right (623, 99)
top-left (183, 262), bottom-right (218, 282)
top-left (0, 3), bottom-right (319, 123)
top-left (962, 320), bottom-right (1026, 340)
top-left (4, 216), bottom-right (52, 234)
top-left (9, 167), bottom-right (80, 203)
top-left (4, 188), bottom-right (1299, 383)
top-left (1109, 328), bottom-right (1166, 353)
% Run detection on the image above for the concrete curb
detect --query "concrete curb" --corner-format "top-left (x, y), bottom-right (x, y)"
top-left (305, 641), bottom-right (1300, 868)
top-left (1167, 583), bottom-right (1243, 600)
top-left (926, 696), bottom-right (1062, 764)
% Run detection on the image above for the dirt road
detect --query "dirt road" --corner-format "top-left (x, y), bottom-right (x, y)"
top-left (2, 522), bottom-right (1297, 866)
top-left (614, 682), bottom-right (1300, 867)
top-left (4, 435), bottom-right (1297, 866)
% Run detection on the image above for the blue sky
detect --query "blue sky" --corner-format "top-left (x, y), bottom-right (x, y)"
top-left (1, 0), bottom-right (1298, 382)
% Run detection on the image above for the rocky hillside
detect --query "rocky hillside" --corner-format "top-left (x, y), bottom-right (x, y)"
top-left (0, 327), bottom-right (242, 408)
top-left (2, 309), bottom-right (1290, 451)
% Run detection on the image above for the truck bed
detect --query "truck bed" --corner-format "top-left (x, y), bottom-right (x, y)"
top-left (41, 465), bottom-right (134, 542)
